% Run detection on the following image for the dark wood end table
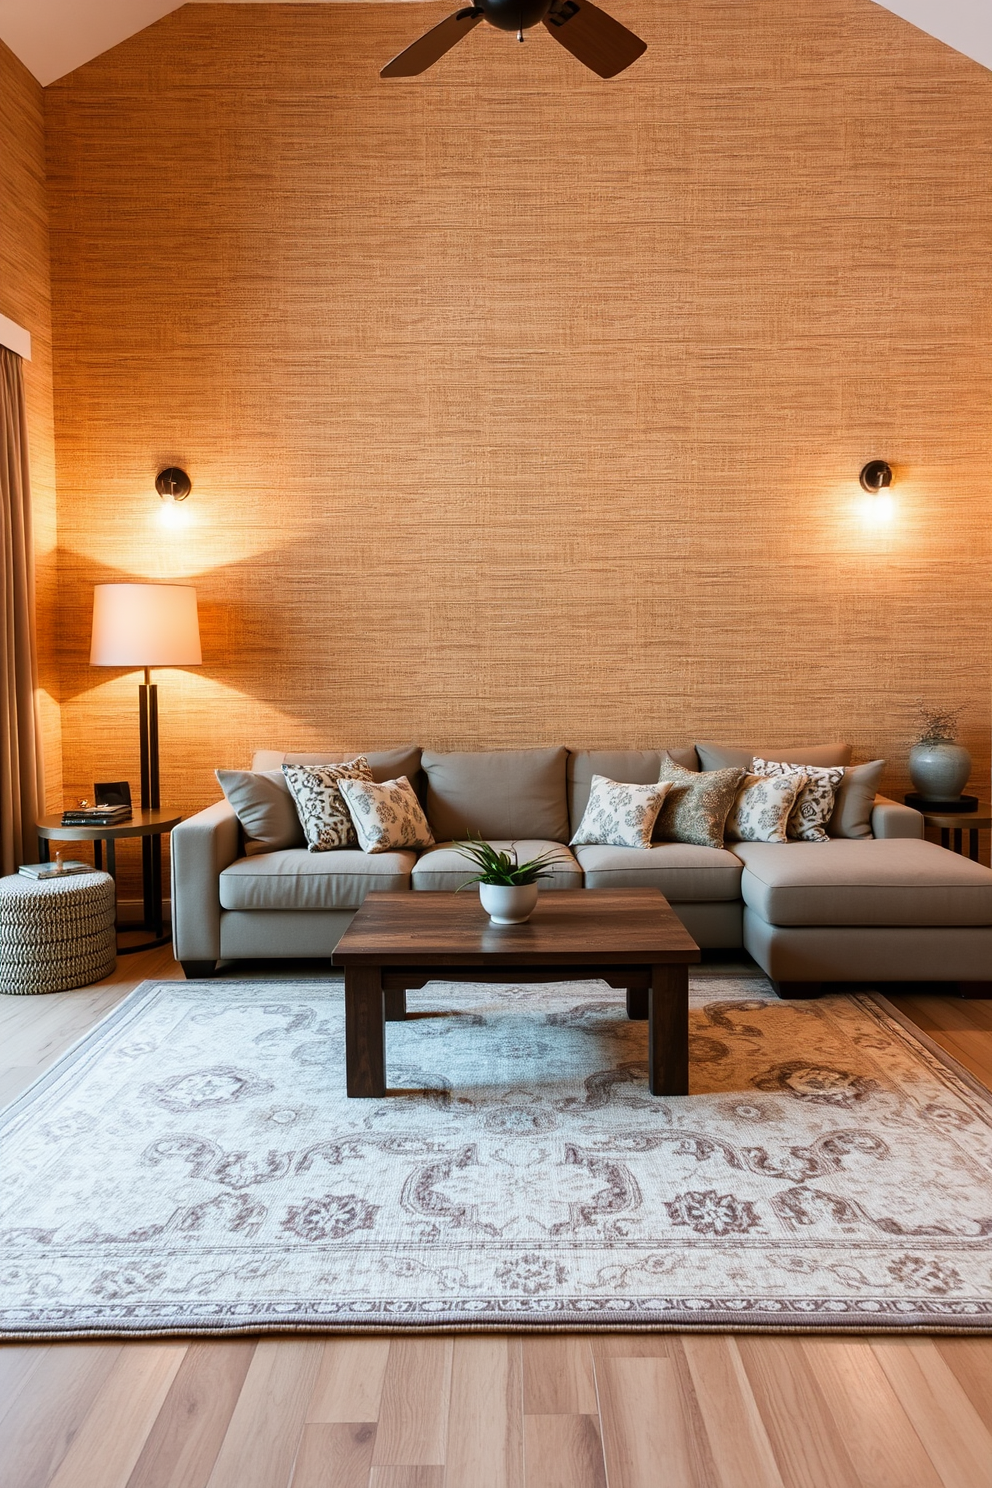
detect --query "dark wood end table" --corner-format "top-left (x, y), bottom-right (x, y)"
top-left (917, 803), bottom-right (991, 862)
top-left (36, 809), bottom-right (182, 953)
top-left (332, 888), bottom-right (700, 1099)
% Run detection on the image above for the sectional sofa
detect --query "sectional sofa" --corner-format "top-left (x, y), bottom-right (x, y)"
top-left (171, 744), bottom-right (992, 994)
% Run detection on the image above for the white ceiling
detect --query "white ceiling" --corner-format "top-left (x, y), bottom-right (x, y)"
top-left (0, 0), bottom-right (989, 87)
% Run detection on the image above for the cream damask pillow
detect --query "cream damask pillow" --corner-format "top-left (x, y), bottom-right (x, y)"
top-left (655, 757), bottom-right (745, 850)
top-left (751, 757), bottom-right (845, 844)
top-left (570, 775), bottom-right (672, 850)
top-left (282, 757), bottom-right (373, 851)
top-left (338, 775), bottom-right (435, 854)
top-left (725, 771), bottom-right (808, 844)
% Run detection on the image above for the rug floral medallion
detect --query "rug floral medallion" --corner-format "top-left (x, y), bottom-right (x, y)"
top-left (1, 976), bottom-right (991, 1337)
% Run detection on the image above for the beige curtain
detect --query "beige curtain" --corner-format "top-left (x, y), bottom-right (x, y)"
top-left (0, 346), bottom-right (45, 874)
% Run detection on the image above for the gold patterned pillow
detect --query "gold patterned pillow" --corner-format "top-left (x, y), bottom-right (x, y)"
top-left (338, 776), bottom-right (435, 854)
top-left (751, 757), bottom-right (846, 844)
top-left (655, 757), bottom-right (745, 850)
top-left (571, 775), bottom-right (672, 850)
top-left (725, 771), bottom-right (808, 844)
top-left (282, 758), bottom-right (373, 851)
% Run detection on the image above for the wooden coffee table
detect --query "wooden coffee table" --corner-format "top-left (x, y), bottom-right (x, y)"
top-left (332, 888), bottom-right (700, 1098)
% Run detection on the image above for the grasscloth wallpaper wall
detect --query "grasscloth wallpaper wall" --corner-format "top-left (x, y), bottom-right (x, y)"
top-left (0, 39), bottom-right (61, 810)
top-left (44, 1), bottom-right (991, 854)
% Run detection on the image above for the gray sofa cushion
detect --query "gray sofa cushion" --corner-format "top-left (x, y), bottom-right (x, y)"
top-left (412, 840), bottom-right (581, 892)
top-left (421, 748), bottom-right (569, 842)
top-left (735, 839), bottom-right (992, 927)
top-left (216, 768), bottom-right (305, 855)
top-left (219, 848), bottom-right (416, 910)
top-left (695, 742), bottom-right (853, 771)
top-left (572, 843), bottom-right (743, 901)
top-left (826, 759), bottom-right (885, 840)
top-left (252, 745), bottom-right (423, 795)
top-left (567, 748), bottom-right (698, 830)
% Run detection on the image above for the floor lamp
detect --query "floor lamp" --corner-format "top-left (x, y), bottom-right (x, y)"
top-left (90, 583), bottom-right (202, 944)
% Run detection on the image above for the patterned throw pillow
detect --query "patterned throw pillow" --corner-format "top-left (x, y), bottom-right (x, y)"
top-left (282, 758), bottom-right (373, 851)
top-left (338, 776), bottom-right (435, 854)
top-left (655, 757), bottom-right (745, 850)
top-left (751, 757), bottom-right (846, 844)
top-left (725, 771), bottom-right (808, 844)
top-left (570, 775), bottom-right (672, 850)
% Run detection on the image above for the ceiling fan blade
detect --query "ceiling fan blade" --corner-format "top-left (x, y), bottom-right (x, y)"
top-left (381, 7), bottom-right (485, 78)
top-left (543, 0), bottom-right (646, 78)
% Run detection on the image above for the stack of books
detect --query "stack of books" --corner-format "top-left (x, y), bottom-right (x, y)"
top-left (60, 804), bottom-right (132, 826)
top-left (19, 861), bottom-right (94, 879)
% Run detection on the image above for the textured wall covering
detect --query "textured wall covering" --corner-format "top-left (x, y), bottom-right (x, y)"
top-left (0, 39), bottom-right (62, 811)
top-left (44, 1), bottom-right (992, 858)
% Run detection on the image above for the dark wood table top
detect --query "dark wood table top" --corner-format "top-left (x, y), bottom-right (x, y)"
top-left (36, 809), bottom-right (183, 841)
top-left (333, 889), bottom-right (700, 968)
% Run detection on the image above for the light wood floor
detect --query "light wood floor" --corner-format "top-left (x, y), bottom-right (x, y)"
top-left (1, 948), bottom-right (991, 1488)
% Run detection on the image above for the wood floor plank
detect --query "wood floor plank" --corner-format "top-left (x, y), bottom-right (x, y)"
top-left (522, 1337), bottom-right (597, 1415)
top-left (736, 1337), bottom-right (861, 1488)
top-left (443, 1337), bottom-right (524, 1488)
top-left (872, 1340), bottom-right (992, 1488)
top-left (594, 1356), bottom-right (701, 1488)
top-left (205, 1339), bottom-right (324, 1488)
top-left (368, 1467), bottom-right (445, 1487)
top-left (680, 1335), bottom-right (785, 1488)
top-left (290, 1422), bottom-right (377, 1488)
top-left (934, 1339), bottom-right (992, 1435)
top-left (0, 1342), bottom-right (123, 1488)
top-left (124, 1339), bottom-right (257, 1488)
top-left (372, 1339), bottom-right (453, 1467)
top-left (523, 1414), bottom-right (607, 1488)
top-left (46, 1343), bottom-right (187, 1488)
top-left (307, 1339), bottom-right (391, 1423)
top-left (800, 1339), bottom-right (943, 1488)
top-left (0, 1344), bottom-right (51, 1429)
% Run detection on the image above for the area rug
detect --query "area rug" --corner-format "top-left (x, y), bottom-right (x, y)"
top-left (1, 976), bottom-right (991, 1337)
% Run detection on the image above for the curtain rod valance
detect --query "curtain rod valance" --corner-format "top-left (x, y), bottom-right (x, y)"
top-left (0, 314), bottom-right (31, 361)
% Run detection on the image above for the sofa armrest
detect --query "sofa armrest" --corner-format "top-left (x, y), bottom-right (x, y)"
top-left (171, 800), bottom-right (241, 961)
top-left (871, 795), bottom-right (924, 839)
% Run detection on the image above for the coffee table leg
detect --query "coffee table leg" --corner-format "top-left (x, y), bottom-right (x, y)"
top-left (649, 964), bottom-right (689, 1096)
top-left (626, 986), bottom-right (648, 1020)
top-left (384, 989), bottom-right (407, 1021)
top-left (345, 966), bottom-right (386, 1097)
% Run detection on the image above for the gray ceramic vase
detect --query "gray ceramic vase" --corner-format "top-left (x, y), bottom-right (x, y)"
top-left (908, 741), bottom-right (972, 801)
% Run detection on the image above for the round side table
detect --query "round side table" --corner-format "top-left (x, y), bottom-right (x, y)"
top-left (36, 809), bottom-right (182, 954)
top-left (912, 803), bottom-right (991, 862)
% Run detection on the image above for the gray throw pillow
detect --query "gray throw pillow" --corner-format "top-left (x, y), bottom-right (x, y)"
top-left (696, 742), bottom-right (852, 772)
top-left (827, 759), bottom-right (885, 839)
top-left (216, 769), bottom-right (305, 856)
top-left (656, 756), bottom-right (745, 850)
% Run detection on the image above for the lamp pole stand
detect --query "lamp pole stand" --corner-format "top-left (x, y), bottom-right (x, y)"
top-left (133, 666), bottom-right (167, 949)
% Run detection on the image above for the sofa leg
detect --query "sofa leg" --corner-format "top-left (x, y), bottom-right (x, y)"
top-left (957, 981), bottom-right (992, 999)
top-left (181, 960), bottom-right (217, 979)
top-left (772, 981), bottom-right (823, 1000)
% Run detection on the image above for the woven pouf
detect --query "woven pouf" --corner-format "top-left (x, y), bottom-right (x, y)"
top-left (0, 872), bottom-right (116, 994)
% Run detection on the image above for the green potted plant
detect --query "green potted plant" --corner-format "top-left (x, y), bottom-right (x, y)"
top-left (453, 838), bottom-right (559, 924)
top-left (909, 704), bottom-right (971, 802)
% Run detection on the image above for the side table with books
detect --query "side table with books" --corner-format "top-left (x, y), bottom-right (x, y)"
top-left (34, 808), bottom-right (183, 953)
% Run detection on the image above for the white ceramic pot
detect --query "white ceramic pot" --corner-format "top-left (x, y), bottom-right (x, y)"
top-left (479, 882), bottom-right (539, 925)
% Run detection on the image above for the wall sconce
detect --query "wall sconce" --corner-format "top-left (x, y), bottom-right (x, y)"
top-left (858, 460), bottom-right (894, 522)
top-left (155, 467), bottom-right (192, 503)
top-left (859, 460), bottom-right (892, 496)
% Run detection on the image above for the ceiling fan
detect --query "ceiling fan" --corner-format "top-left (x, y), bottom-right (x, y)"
top-left (381, 0), bottom-right (647, 80)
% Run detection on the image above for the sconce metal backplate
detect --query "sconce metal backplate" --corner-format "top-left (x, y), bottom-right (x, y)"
top-left (155, 467), bottom-right (192, 502)
top-left (859, 460), bottom-right (893, 494)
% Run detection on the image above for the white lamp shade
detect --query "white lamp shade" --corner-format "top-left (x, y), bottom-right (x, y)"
top-left (90, 583), bottom-right (202, 667)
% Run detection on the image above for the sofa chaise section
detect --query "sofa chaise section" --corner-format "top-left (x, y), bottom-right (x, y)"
top-left (735, 838), bottom-right (992, 994)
